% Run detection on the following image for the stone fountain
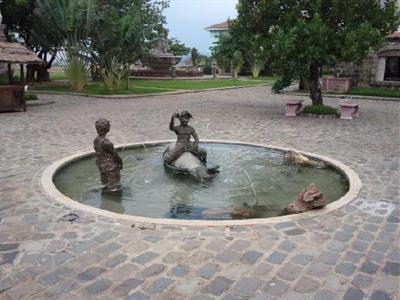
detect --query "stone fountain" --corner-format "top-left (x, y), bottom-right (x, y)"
top-left (134, 28), bottom-right (181, 77)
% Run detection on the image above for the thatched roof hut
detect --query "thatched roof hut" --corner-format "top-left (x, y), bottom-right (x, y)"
top-left (0, 41), bottom-right (42, 64)
top-left (0, 23), bottom-right (42, 84)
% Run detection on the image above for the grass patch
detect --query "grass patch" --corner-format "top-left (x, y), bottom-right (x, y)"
top-left (25, 92), bottom-right (38, 101)
top-left (346, 87), bottom-right (400, 98)
top-left (32, 79), bottom-right (270, 95)
top-left (132, 79), bottom-right (268, 90)
top-left (32, 83), bottom-right (174, 95)
top-left (244, 75), bottom-right (278, 81)
top-left (303, 105), bottom-right (338, 115)
top-left (49, 71), bottom-right (68, 81)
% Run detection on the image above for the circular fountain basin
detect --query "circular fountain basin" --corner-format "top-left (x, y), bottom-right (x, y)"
top-left (43, 141), bottom-right (361, 225)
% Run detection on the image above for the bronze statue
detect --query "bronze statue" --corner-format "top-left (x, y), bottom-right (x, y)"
top-left (93, 119), bottom-right (123, 192)
top-left (164, 110), bottom-right (207, 163)
top-left (163, 111), bottom-right (219, 181)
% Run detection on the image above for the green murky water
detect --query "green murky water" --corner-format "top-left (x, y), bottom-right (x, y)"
top-left (54, 143), bottom-right (348, 220)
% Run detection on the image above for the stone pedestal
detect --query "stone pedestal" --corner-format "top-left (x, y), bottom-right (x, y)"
top-left (0, 24), bottom-right (6, 42)
top-left (211, 65), bottom-right (217, 80)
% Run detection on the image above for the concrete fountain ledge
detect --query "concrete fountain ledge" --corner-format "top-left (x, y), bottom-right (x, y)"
top-left (41, 140), bottom-right (362, 227)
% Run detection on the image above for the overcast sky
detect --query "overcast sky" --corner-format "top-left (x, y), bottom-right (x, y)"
top-left (165, 0), bottom-right (238, 55)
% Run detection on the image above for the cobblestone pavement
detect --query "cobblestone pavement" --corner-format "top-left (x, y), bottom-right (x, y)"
top-left (1, 86), bottom-right (399, 300)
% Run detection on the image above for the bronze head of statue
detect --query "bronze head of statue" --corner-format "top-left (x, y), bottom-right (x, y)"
top-left (95, 118), bottom-right (110, 136)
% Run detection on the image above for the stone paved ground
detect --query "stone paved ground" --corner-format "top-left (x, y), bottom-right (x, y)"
top-left (0, 86), bottom-right (399, 300)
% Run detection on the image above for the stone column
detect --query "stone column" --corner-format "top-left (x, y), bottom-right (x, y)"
top-left (375, 57), bottom-right (386, 82)
top-left (171, 65), bottom-right (176, 79)
top-left (211, 60), bottom-right (217, 80)
top-left (0, 24), bottom-right (6, 42)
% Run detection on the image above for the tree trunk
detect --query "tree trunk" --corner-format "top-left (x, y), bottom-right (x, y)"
top-left (299, 77), bottom-right (305, 90)
top-left (26, 65), bottom-right (36, 83)
top-left (309, 63), bottom-right (323, 106)
top-left (37, 66), bottom-right (50, 82)
top-left (20, 64), bottom-right (25, 84)
top-left (7, 64), bottom-right (12, 83)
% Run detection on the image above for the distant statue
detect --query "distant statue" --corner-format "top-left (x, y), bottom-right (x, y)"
top-left (93, 119), bottom-right (123, 192)
top-left (157, 28), bottom-right (170, 53)
top-left (163, 111), bottom-right (218, 180)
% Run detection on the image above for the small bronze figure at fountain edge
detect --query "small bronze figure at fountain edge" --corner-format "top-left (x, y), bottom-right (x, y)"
top-left (94, 119), bottom-right (123, 192)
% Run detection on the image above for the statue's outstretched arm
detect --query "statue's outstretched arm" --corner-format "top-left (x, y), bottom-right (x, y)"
top-left (170, 112), bottom-right (179, 131)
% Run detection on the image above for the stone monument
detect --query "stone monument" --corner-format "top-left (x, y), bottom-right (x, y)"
top-left (138, 28), bottom-right (181, 77)
top-left (93, 119), bottom-right (123, 192)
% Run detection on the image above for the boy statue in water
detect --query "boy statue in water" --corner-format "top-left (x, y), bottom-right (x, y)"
top-left (94, 119), bottom-right (123, 192)
top-left (164, 110), bottom-right (207, 164)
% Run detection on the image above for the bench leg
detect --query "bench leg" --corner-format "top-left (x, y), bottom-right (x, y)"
top-left (295, 103), bottom-right (303, 114)
top-left (285, 104), bottom-right (299, 117)
top-left (352, 106), bottom-right (359, 118)
top-left (340, 107), bottom-right (355, 120)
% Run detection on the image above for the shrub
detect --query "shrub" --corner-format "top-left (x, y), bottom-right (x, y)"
top-left (272, 75), bottom-right (292, 93)
top-left (302, 105), bottom-right (337, 115)
top-left (231, 50), bottom-right (244, 79)
top-left (25, 92), bottom-right (38, 101)
top-left (0, 71), bottom-right (8, 84)
top-left (65, 55), bottom-right (87, 91)
top-left (347, 87), bottom-right (400, 98)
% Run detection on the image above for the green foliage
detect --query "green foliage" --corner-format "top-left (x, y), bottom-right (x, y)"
top-left (272, 75), bottom-right (293, 93)
top-left (0, 71), bottom-right (9, 84)
top-left (89, 0), bottom-right (167, 91)
top-left (34, 0), bottom-right (95, 89)
top-left (0, 0), bottom-right (36, 42)
top-left (64, 56), bottom-right (87, 91)
top-left (169, 38), bottom-right (190, 56)
top-left (303, 105), bottom-right (337, 115)
top-left (347, 87), bottom-right (400, 98)
top-left (191, 48), bottom-right (200, 67)
top-left (211, 32), bottom-right (236, 71)
top-left (235, 0), bottom-right (400, 105)
top-left (231, 50), bottom-right (244, 79)
top-left (25, 92), bottom-right (38, 100)
top-left (250, 60), bottom-right (263, 78)
top-left (202, 56), bottom-right (212, 75)
top-left (32, 79), bottom-right (269, 94)
top-left (103, 59), bottom-right (129, 93)
top-left (32, 83), bottom-right (174, 95)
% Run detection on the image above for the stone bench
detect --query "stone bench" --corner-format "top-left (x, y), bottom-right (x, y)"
top-left (285, 100), bottom-right (304, 117)
top-left (339, 102), bottom-right (359, 120)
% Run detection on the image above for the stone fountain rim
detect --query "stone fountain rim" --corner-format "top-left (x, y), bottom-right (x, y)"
top-left (41, 139), bottom-right (362, 227)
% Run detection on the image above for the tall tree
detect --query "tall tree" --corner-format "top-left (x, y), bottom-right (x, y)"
top-left (0, 0), bottom-right (61, 81)
top-left (34, 0), bottom-right (95, 90)
top-left (210, 32), bottom-right (237, 72)
top-left (235, 0), bottom-right (400, 105)
top-left (89, 0), bottom-right (168, 91)
top-left (169, 38), bottom-right (190, 56)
